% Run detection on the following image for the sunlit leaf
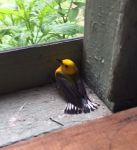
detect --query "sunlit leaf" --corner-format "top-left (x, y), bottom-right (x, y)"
top-left (50, 22), bottom-right (83, 35)
top-left (0, 8), bottom-right (18, 15)
top-left (68, 7), bottom-right (79, 22)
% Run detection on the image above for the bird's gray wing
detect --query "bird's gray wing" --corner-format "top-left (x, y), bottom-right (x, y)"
top-left (75, 78), bottom-right (88, 99)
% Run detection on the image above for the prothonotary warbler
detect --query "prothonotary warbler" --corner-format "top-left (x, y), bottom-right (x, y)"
top-left (55, 59), bottom-right (99, 114)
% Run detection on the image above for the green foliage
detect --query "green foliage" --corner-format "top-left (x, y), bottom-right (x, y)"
top-left (0, 0), bottom-right (85, 51)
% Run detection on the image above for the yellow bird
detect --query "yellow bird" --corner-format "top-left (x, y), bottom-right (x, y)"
top-left (55, 59), bottom-right (99, 114)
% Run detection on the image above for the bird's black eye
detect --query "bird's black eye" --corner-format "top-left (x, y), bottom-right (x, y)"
top-left (64, 65), bottom-right (68, 68)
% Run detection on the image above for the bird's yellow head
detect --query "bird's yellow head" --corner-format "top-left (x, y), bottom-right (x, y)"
top-left (56, 59), bottom-right (78, 75)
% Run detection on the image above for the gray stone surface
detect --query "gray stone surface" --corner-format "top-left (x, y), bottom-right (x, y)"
top-left (0, 84), bottom-right (111, 147)
top-left (110, 0), bottom-right (137, 112)
top-left (83, 0), bottom-right (137, 111)
top-left (0, 38), bottom-right (82, 94)
top-left (83, 0), bottom-right (123, 109)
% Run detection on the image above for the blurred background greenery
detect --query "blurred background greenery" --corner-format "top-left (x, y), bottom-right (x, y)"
top-left (0, 0), bottom-right (85, 51)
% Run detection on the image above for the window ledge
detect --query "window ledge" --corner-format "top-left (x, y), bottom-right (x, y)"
top-left (0, 83), bottom-right (111, 147)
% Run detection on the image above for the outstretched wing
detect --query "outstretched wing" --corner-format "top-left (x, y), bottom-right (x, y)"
top-left (56, 73), bottom-right (83, 108)
top-left (56, 73), bottom-right (99, 114)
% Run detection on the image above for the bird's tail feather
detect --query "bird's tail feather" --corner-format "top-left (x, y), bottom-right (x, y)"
top-left (64, 100), bottom-right (99, 114)
top-left (83, 99), bottom-right (99, 113)
top-left (64, 103), bottom-right (82, 114)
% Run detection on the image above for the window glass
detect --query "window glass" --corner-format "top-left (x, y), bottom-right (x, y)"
top-left (0, 0), bottom-right (85, 51)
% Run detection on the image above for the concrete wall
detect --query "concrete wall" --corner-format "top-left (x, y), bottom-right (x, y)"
top-left (111, 0), bottom-right (137, 111)
top-left (0, 38), bottom-right (82, 94)
top-left (83, 0), bottom-right (137, 111)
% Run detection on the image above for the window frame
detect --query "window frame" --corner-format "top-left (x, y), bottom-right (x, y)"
top-left (0, 37), bottom-right (83, 94)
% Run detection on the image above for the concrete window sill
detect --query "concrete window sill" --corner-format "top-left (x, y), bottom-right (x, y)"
top-left (0, 83), bottom-right (111, 147)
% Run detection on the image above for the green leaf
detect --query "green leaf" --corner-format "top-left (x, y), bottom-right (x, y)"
top-left (57, 8), bottom-right (66, 17)
top-left (0, 8), bottom-right (18, 15)
top-left (15, 0), bottom-right (24, 9)
top-left (50, 23), bottom-right (83, 35)
top-left (73, 2), bottom-right (85, 8)
top-left (68, 7), bottom-right (79, 22)
top-left (0, 26), bottom-right (14, 37)
top-left (44, 14), bottom-right (59, 23)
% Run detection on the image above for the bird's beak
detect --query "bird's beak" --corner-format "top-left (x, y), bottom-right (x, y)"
top-left (56, 59), bottom-right (62, 64)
